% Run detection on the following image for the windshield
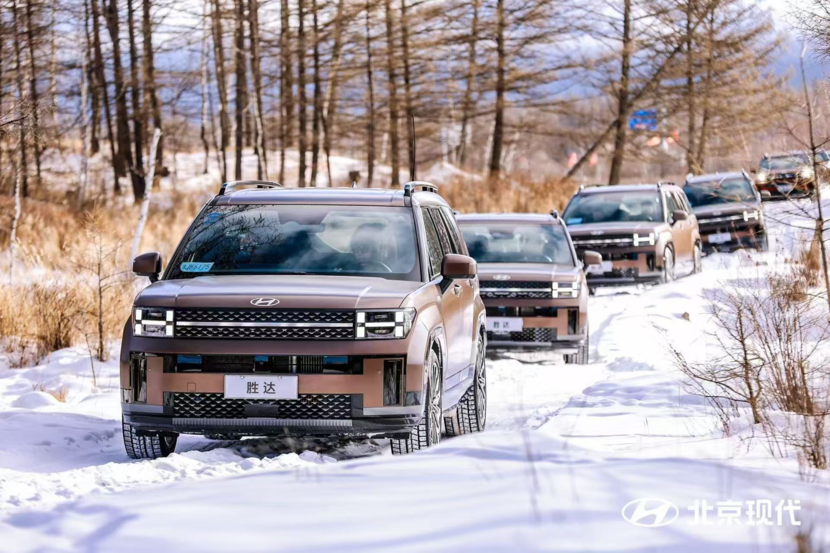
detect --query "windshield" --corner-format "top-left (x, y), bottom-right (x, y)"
top-left (683, 178), bottom-right (756, 207)
top-left (459, 223), bottom-right (574, 265)
top-left (167, 205), bottom-right (421, 281)
top-left (563, 191), bottom-right (663, 225)
top-left (760, 155), bottom-right (808, 171)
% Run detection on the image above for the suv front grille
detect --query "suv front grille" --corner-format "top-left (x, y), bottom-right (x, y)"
top-left (479, 281), bottom-right (552, 299)
top-left (167, 393), bottom-right (353, 419)
top-left (174, 309), bottom-right (355, 340)
top-left (486, 328), bottom-right (555, 343)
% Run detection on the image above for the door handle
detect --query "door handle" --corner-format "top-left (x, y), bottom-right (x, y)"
top-left (453, 284), bottom-right (462, 297)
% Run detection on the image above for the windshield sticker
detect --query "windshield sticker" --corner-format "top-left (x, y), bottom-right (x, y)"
top-left (567, 218), bottom-right (583, 225)
top-left (181, 262), bottom-right (214, 273)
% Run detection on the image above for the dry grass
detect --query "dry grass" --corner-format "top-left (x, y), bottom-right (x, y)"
top-left (30, 382), bottom-right (69, 402)
top-left (441, 174), bottom-right (579, 215)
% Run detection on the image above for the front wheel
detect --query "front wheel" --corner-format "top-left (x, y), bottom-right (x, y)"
top-left (692, 242), bottom-right (702, 274)
top-left (564, 322), bottom-right (590, 365)
top-left (391, 348), bottom-right (443, 455)
top-left (123, 417), bottom-right (178, 459)
top-left (458, 334), bottom-right (487, 434)
top-left (660, 247), bottom-right (675, 284)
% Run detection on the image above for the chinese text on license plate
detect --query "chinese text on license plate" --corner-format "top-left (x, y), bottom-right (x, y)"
top-left (224, 375), bottom-right (298, 400)
top-left (486, 317), bottom-right (523, 334)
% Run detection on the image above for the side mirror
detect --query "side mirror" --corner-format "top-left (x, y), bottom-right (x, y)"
top-left (133, 252), bottom-right (162, 283)
top-left (760, 190), bottom-right (772, 199)
top-left (441, 253), bottom-right (477, 280)
top-left (672, 210), bottom-right (689, 222)
top-left (582, 250), bottom-right (602, 266)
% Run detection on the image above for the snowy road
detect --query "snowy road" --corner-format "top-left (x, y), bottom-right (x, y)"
top-left (2, 199), bottom-right (830, 551)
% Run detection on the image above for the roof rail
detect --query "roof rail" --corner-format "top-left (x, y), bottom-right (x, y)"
top-left (403, 181), bottom-right (438, 197)
top-left (579, 183), bottom-right (607, 190)
top-left (550, 209), bottom-right (559, 219)
top-left (218, 180), bottom-right (283, 196)
top-left (657, 181), bottom-right (675, 187)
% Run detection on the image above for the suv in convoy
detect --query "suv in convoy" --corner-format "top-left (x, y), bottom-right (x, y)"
top-left (457, 213), bottom-right (599, 364)
top-left (563, 183), bottom-right (702, 288)
top-left (121, 181), bottom-right (486, 458)
top-left (755, 152), bottom-right (816, 199)
top-left (682, 171), bottom-right (768, 253)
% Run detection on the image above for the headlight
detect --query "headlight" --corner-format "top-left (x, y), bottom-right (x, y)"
top-left (801, 167), bottom-right (814, 178)
top-left (552, 281), bottom-right (579, 299)
top-left (743, 210), bottom-right (760, 222)
top-left (134, 307), bottom-right (174, 337)
top-left (757, 172), bottom-right (769, 183)
top-left (355, 308), bottom-right (416, 339)
top-left (633, 232), bottom-right (655, 247)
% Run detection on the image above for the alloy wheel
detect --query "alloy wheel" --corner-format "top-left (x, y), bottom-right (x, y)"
top-left (428, 354), bottom-right (442, 445)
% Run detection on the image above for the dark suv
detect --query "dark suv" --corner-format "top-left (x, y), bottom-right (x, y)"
top-left (121, 181), bottom-right (486, 458)
top-left (755, 152), bottom-right (816, 199)
top-left (457, 212), bottom-right (599, 364)
top-left (563, 183), bottom-right (702, 288)
top-left (682, 171), bottom-right (768, 252)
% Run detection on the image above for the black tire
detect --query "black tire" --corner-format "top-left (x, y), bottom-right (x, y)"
top-left (564, 323), bottom-right (590, 365)
top-left (123, 416), bottom-right (178, 459)
top-left (458, 334), bottom-right (487, 434)
top-left (692, 242), bottom-right (702, 274)
top-left (391, 348), bottom-right (443, 455)
top-left (660, 246), bottom-right (675, 284)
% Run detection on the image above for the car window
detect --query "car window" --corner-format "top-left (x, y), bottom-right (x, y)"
top-left (563, 191), bottom-right (663, 224)
top-left (421, 209), bottom-right (444, 279)
top-left (683, 178), bottom-right (756, 207)
top-left (460, 222), bottom-right (575, 266)
top-left (428, 208), bottom-right (456, 255)
top-left (666, 192), bottom-right (682, 222)
top-left (167, 205), bottom-right (421, 281)
top-left (437, 208), bottom-right (466, 255)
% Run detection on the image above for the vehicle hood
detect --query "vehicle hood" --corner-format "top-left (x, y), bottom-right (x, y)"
top-left (135, 275), bottom-right (423, 310)
top-left (567, 221), bottom-right (665, 237)
top-left (692, 203), bottom-right (757, 218)
top-left (477, 263), bottom-right (581, 283)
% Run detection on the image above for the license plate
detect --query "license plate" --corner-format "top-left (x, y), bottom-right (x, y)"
top-left (224, 375), bottom-right (298, 400)
top-left (486, 317), bottom-right (523, 333)
top-left (777, 184), bottom-right (793, 194)
top-left (586, 261), bottom-right (613, 275)
top-left (708, 232), bottom-right (732, 244)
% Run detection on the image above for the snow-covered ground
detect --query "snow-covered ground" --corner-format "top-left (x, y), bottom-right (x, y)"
top-left (1, 199), bottom-right (829, 551)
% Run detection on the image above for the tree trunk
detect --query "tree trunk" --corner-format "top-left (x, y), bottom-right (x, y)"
top-left (607, 0), bottom-right (632, 186)
top-left (104, 0), bottom-right (141, 200)
top-left (323, 0), bottom-right (345, 187)
top-left (457, 0), bottom-right (479, 167)
top-left (695, 11), bottom-right (715, 170)
top-left (297, 0), bottom-right (308, 187)
top-left (248, 0), bottom-right (267, 179)
top-left (234, 0), bottom-right (246, 180)
top-left (200, 0), bottom-right (211, 173)
top-left (364, 2), bottom-right (376, 187)
top-left (384, 0), bottom-right (400, 187)
top-left (310, 0), bottom-right (322, 187)
top-left (82, 0), bottom-right (100, 155)
top-left (24, 0), bottom-right (42, 186)
top-left (92, 0), bottom-right (121, 190)
top-left (399, 0), bottom-right (415, 181)
top-left (11, 0), bottom-right (29, 199)
top-left (142, 0), bottom-right (163, 187)
top-left (279, 0), bottom-right (294, 184)
top-left (130, 129), bottom-right (162, 264)
top-left (127, 0), bottom-right (146, 196)
top-left (685, 0), bottom-right (697, 174)
top-left (211, 0), bottom-right (230, 181)
top-left (488, 0), bottom-right (505, 179)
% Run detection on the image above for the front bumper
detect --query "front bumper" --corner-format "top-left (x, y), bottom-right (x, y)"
top-left (483, 298), bottom-right (586, 351)
top-left (123, 402), bottom-right (420, 439)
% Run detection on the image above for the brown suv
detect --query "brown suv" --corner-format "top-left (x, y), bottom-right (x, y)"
top-left (563, 183), bottom-right (702, 288)
top-left (121, 181), bottom-right (486, 458)
top-left (457, 212), bottom-right (599, 363)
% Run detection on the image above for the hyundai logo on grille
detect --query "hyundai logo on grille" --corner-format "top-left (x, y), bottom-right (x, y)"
top-left (621, 498), bottom-right (680, 528)
top-left (250, 297), bottom-right (280, 307)
top-left (493, 275), bottom-right (511, 281)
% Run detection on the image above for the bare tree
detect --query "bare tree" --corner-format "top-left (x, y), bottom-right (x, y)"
top-left (384, 0), bottom-right (400, 186)
top-left (298, 0), bottom-right (308, 187)
top-left (142, 0), bottom-right (163, 186)
top-left (364, 0), bottom-right (376, 187)
top-left (212, 0), bottom-right (231, 181)
top-left (248, 0), bottom-right (267, 179)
